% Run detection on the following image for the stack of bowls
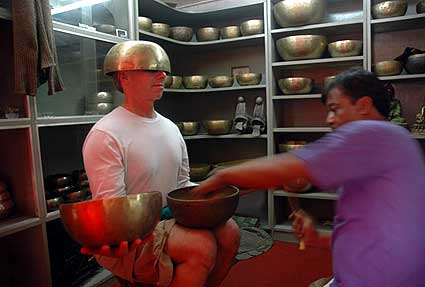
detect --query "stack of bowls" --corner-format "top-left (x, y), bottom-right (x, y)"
top-left (0, 181), bottom-right (14, 219)
top-left (278, 77), bottom-right (314, 94)
top-left (86, 91), bottom-right (114, 115)
top-left (372, 0), bottom-right (408, 19)
top-left (276, 35), bottom-right (327, 61)
top-left (273, 0), bottom-right (326, 27)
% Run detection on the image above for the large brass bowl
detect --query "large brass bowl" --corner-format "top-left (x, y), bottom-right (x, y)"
top-left (190, 164), bottom-right (211, 182)
top-left (208, 76), bottom-right (234, 88)
top-left (273, 0), bottom-right (326, 27)
top-left (167, 186), bottom-right (239, 228)
top-left (374, 60), bottom-right (402, 76)
top-left (204, 120), bottom-right (233, 135)
top-left (183, 76), bottom-right (208, 89)
top-left (152, 23), bottom-right (170, 37)
top-left (236, 73), bottom-right (262, 86)
top-left (276, 35), bottom-right (327, 61)
top-left (170, 26), bottom-right (193, 42)
top-left (176, 121), bottom-right (199, 136)
top-left (372, 0), bottom-right (408, 19)
top-left (138, 16), bottom-right (152, 32)
top-left (240, 19), bottom-right (263, 36)
top-left (406, 54), bottom-right (425, 74)
top-left (60, 193), bottom-right (162, 248)
top-left (418, 0), bottom-right (425, 13)
top-left (196, 27), bottom-right (220, 41)
top-left (328, 40), bottom-right (363, 58)
top-left (278, 77), bottom-right (313, 94)
top-left (221, 26), bottom-right (241, 39)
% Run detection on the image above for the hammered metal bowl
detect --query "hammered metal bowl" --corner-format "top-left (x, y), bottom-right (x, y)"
top-left (273, 0), bottom-right (326, 27)
top-left (418, 0), bottom-right (425, 13)
top-left (167, 186), bottom-right (239, 228)
top-left (208, 76), bottom-right (234, 88)
top-left (164, 76), bottom-right (173, 88)
top-left (60, 192), bottom-right (162, 248)
top-left (240, 19), bottom-right (263, 36)
top-left (196, 27), bottom-right (220, 41)
top-left (323, 75), bottom-right (337, 93)
top-left (374, 60), bottom-right (402, 76)
top-left (236, 73), bottom-right (262, 86)
top-left (406, 53), bottom-right (425, 74)
top-left (183, 76), bottom-right (208, 89)
top-left (170, 26), bottom-right (193, 42)
top-left (169, 76), bottom-right (183, 89)
top-left (276, 35), bottom-right (327, 61)
top-left (278, 77), bottom-right (314, 94)
top-left (221, 26), bottom-right (241, 39)
top-left (190, 164), bottom-right (211, 182)
top-left (372, 0), bottom-right (408, 19)
top-left (328, 40), bottom-right (363, 58)
top-left (138, 16), bottom-right (152, 32)
top-left (204, 120), bottom-right (233, 135)
top-left (176, 121), bottom-right (199, 136)
top-left (152, 23), bottom-right (171, 37)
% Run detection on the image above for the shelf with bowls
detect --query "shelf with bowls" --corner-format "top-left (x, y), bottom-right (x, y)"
top-left (272, 56), bottom-right (364, 69)
top-left (164, 84), bottom-right (266, 93)
top-left (36, 115), bottom-right (103, 127)
top-left (0, 118), bottom-right (31, 130)
top-left (0, 6), bottom-right (11, 21)
top-left (273, 127), bottom-right (332, 133)
top-left (371, 13), bottom-right (425, 33)
top-left (274, 190), bottom-right (338, 200)
top-left (271, 19), bottom-right (363, 37)
top-left (272, 94), bottom-right (322, 100)
top-left (183, 134), bottom-right (268, 140)
top-left (378, 73), bottom-right (425, 81)
top-left (0, 216), bottom-right (41, 238)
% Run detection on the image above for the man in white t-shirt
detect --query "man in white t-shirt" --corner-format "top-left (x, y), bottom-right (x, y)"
top-left (82, 41), bottom-right (240, 287)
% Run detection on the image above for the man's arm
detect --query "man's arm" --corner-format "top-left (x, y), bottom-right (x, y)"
top-left (291, 210), bottom-right (332, 249)
top-left (176, 136), bottom-right (197, 188)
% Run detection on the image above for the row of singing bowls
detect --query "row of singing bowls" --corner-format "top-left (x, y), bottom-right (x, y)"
top-left (374, 60), bottom-right (402, 76)
top-left (208, 76), bottom-right (234, 88)
top-left (277, 35), bottom-right (327, 60)
top-left (177, 121), bottom-right (199, 136)
top-left (190, 163), bottom-right (212, 181)
top-left (278, 77), bottom-right (313, 94)
top-left (372, 0), bottom-right (408, 19)
top-left (328, 40), bottom-right (362, 58)
top-left (273, 0), bottom-right (326, 28)
top-left (60, 192), bottom-right (162, 248)
top-left (167, 73), bottom-right (262, 89)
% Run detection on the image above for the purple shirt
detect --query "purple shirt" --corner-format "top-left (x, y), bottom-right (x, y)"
top-left (292, 120), bottom-right (425, 287)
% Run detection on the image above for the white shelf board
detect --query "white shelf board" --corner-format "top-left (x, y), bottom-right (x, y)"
top-left (36, 115), bottom-right (103, 127)
top-left (164, 84), bottom-right (266, 93)
top-left (271, 19), bottom-right (363, 37)
top-left (46, 210), bottom-right (60, 222)
top-left (378, 73), bottom-right (425, 81)
top-left (274, 190), bottom-right (338, 200)
top-left (183, 133), bottom-right (267, 140)
top-left (273, 127), bottom-right (331, 133)
top-left (274, 221), bottom-right (332, 234)
top-left (272, 56), bottom-right (364, 69)
top-left (372, 13), bottom-right (425, 33)
top-left (0, 216), bottom-right (41, 238)
top-left (272, 94), bottom-right (322, 100)
top-left (0, 118), bottom-right (31, 130)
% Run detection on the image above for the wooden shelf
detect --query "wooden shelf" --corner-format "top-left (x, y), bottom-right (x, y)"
top-left (378, 73), bottom-right (425, 81)
top-left (36, 115), bottom-right (103, 127)
top-left (272, 56), bottom-right (364, 69)
top-left (0, 118), bottom-right (31, 130)
top-left (274, 190), bottom-right (338, 200)
top-left (183, 133), bottom-right (267, 140)
top-left (271, 19), bottom-right (363, 37)
top-left (272, 94), bottom-right (322, 100)
top-left (372, 13), bottom-right (425, 33)
top-left (0, 216), bottom-right (41, 238)
top-left (165, 84), bottom-right (266, 93)
top-left (273, 127), bottom-right (331, 133)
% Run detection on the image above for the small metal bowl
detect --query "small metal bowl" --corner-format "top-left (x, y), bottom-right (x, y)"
top-left (276, 35), bottom-right (327, 61)
top-left (95, 24), bottom-right (116, 34)
top-left (138, 16), bottom-right (152, 32)
top-left (170, 26), bottom-right (193, 42)
top-left (47, 197), bottom-right (64, 212)
top-left (208, 76), bottom-right (234, 88)
top-left (168, 76), bottom-right (183, 89)
top-left (196, 27), bottom-right (220, 42)
top-left (273, 0), bottom-right (326, 28)
top-left (190, 164), bottom-right (211, 182)
top-left (278, 77), bottom-right (314, 94)
top-left (236, 73), bottom-right (262, 86)
top-left (372, 0), bottom-right (408, 19)
top-left (220, 26), bottom-right (241, 39)
top-left (164, 76), bottom-right (173, 88)
top-left (240, 19), bottom-right (264, 36)
top-left (203, 120), bottom-right (233, 135)
top-left (374, 60), bottom-right (402, 76)
top-left (323, 75), bottom-right (336, 93)
top-left (406, 53), bottom-right (425, 74)
top-left (152, 23), bottom-right (171, 37)
top-left (60, 193), bottom-right (162, 248)
top-left (418, 0), bottom-right (425, 13)
top-left (328, 40), bottom-right (363, 58)
top-left (183, 76), bottom-right (208, 89)
top-left (167, 186), bottom-right (239, 228)
top-left (176, 121), bottom-right (200, 136)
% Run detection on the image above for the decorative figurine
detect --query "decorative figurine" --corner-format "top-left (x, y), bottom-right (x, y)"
top-left (411, 104), bottom-right (425, 135)
top-left (385, 83), bottom-right (408, 129)
top-left (233, 96), bottom-right (250, 134)
top-left (251, 96), bottom-right (266, 137)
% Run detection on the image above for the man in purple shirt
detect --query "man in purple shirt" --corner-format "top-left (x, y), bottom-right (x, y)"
top-left (193, 68), bottom-right (425, 287)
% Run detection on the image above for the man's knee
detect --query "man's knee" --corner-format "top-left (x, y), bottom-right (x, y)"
top-left (214, 219), bottom-right (240, 249)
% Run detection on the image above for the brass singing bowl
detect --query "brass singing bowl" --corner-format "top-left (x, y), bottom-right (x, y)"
top-left (190, 164), bottom-right (211, 181)
top-left (204, 120), bottom-right (233, 135)
top-left (176, 121), bottom-right (199, 136)
top-left (418, 0), bottom-right (425, 14)
top-left (164, 75), bottom-right (173, 88)
top-left (276, 35), bottom-right (327, 61)
top-left (278, 77), bottom-right (313, 94)
top-left (196, 27), bottom-right (220, 41)
top-left (208, 76), bottom-right (234, 88)
top-left (168, 76), bottom-right (183, 89)
top-left (183, 76), bottom-right (208, 89)
top-left (406, 53), bottom-right (425, 74)
top-left (372, 0), bottom-right (408, 19)
top-left (328, 40), bottom-right (363, 58)
top-left (273, 0), bottom-right (326, 28)
top-left (60, 192), bottom-right (162, 248)
top-left (167, 186), bottom-right (239, 228)
top-left (170, 26), bottom-right (193, 42)
top-left (221, 26), bottom-right (241, 39)
top-left (374, 60), bottom-right (402, 76)
top-left (240, 19), bottom-right (263, 36)
top-left (138, 16), bottom-right (152, 32)
top-left (323, 75), bottom-right (336, 93)
top-left (236, 73), bottom-right (262, 86)
top-left (152, 23), bottom-right (171, 37)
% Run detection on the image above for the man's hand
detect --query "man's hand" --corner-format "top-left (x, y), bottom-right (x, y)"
top-left (190, 171), bottom-right (226, 197)
top-left (290, 210), bottom-right (319, 246)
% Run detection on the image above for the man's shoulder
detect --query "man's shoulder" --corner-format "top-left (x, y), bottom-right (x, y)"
top-left (338, 120), bottom-right (410, 140)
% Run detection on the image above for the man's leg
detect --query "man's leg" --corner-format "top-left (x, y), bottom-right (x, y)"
top-left (166, 224), bottom-right (218, 287)
top-left (206, 219), bottom-right (240, 287)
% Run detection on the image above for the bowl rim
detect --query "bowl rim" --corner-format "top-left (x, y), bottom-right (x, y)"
top-left (328, 39), bottom-right (362, 45)
top-left (167, 185), bottom-right (239, 203)
top-left (60, 192), bottom-right (161, 208)
top-left (241, 19), bottom-right (264, 25)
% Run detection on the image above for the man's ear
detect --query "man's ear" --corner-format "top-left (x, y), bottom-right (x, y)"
top-left (356, 96), bottom-right (374, 115)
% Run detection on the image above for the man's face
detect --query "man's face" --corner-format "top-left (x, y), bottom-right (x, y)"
top-left (325, 87), bottom-right (363, 129)
top-left (123, 70), bottom-right (166, 101)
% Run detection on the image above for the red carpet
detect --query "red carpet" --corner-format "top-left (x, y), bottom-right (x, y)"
top-left (221, 241), bottom-right (332, 287)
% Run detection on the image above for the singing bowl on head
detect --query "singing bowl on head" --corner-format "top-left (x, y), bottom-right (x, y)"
top-left (278, 77), bottom-right (313, 94)
top-left (372, 0), bottom-right (408, 19)
top-left (236, 73), bottom-right (262, 86)
top-left (190, 164), bottom-right (211, 181)
top-left (170, 26), bottom-right (194, 42)
top-left (152, 23), bottom-right (171, 37)
top-left (418, 0), bottom-right (425, 13)
top-left (273, 0), bottom-right (326, 28)
top-left (167, 186), bottom-right (239, 228)
top-left (60, 192), bottom-right (162, 249)
top-left (406, 53), bottom-right (425, 74)
top-left (138, 16), bottom-right (152, 32)
top-left (176, 121), bottom-right (199, 136)
top-left (328, 40), bottom-right (363, 58)
top-left (203, 120), bottom-right (233, 135)
top-left (196, 27), bottom-right (220, 41)
top-left (183, 76), bottom-right (208, 89)
top-left (208, 76), bottom-right (234, 88)
top-left (276, 35), bottom-right (327, 61)
top-left (221, 26), bottom-right (241, 39)
top-left (240, 19), bottom-right (263, 36)
top-left (374, 60), bottom-right (402, 76)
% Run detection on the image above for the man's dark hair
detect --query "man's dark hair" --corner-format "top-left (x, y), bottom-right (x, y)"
top-left (322, 68), bottom-right (391, 118)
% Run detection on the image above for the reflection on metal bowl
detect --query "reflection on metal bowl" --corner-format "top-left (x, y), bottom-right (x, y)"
top-left (170, 26), bottom-right (193, 42)
top-left (60, 192), bottom-right (162, 248)
top-left (167, 186), bottom-right (239, 228)
top-left (278, 77), bottom-right (313, 94)
top-left (138, 16), bottom-right (152, 32)
top-left (374, 60), bottom-right (402, 76)
top-left (273, 0), bottom-right (326, 27)
top-left (95, 24), bottom-right (116, 34)
top-left (372, 0), bottom-right (408, 19)
top-left (221, 26), bottom-right (241, 39)
top-left (235, 73), bottom-right (262, 86)
top-left (328, 40), bottom-right (363, 58)
top-left (152, 23), bottom-right (171, 37)
top-left (203, 120), bottom-right (233, 135)
top-left (240, 19), bottom-right (263, 36)
top-left (183, 76), bottom-right (208, 89)
top-left (196, 27), bottom-right (220, 41)
top-left (176, 121), bottom-right (199, 136)
top-left (208, 76), bottom-right (234, 88)
top-left (405, 54), bottom-right (425, 74)
top-left (190, 164), bottom-right (211, 181)
top-left (276, 35), bottom-right (327, 61)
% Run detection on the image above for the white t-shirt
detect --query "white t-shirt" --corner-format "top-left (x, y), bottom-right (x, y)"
top-left (83, 106), bottom-right (193, 206)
